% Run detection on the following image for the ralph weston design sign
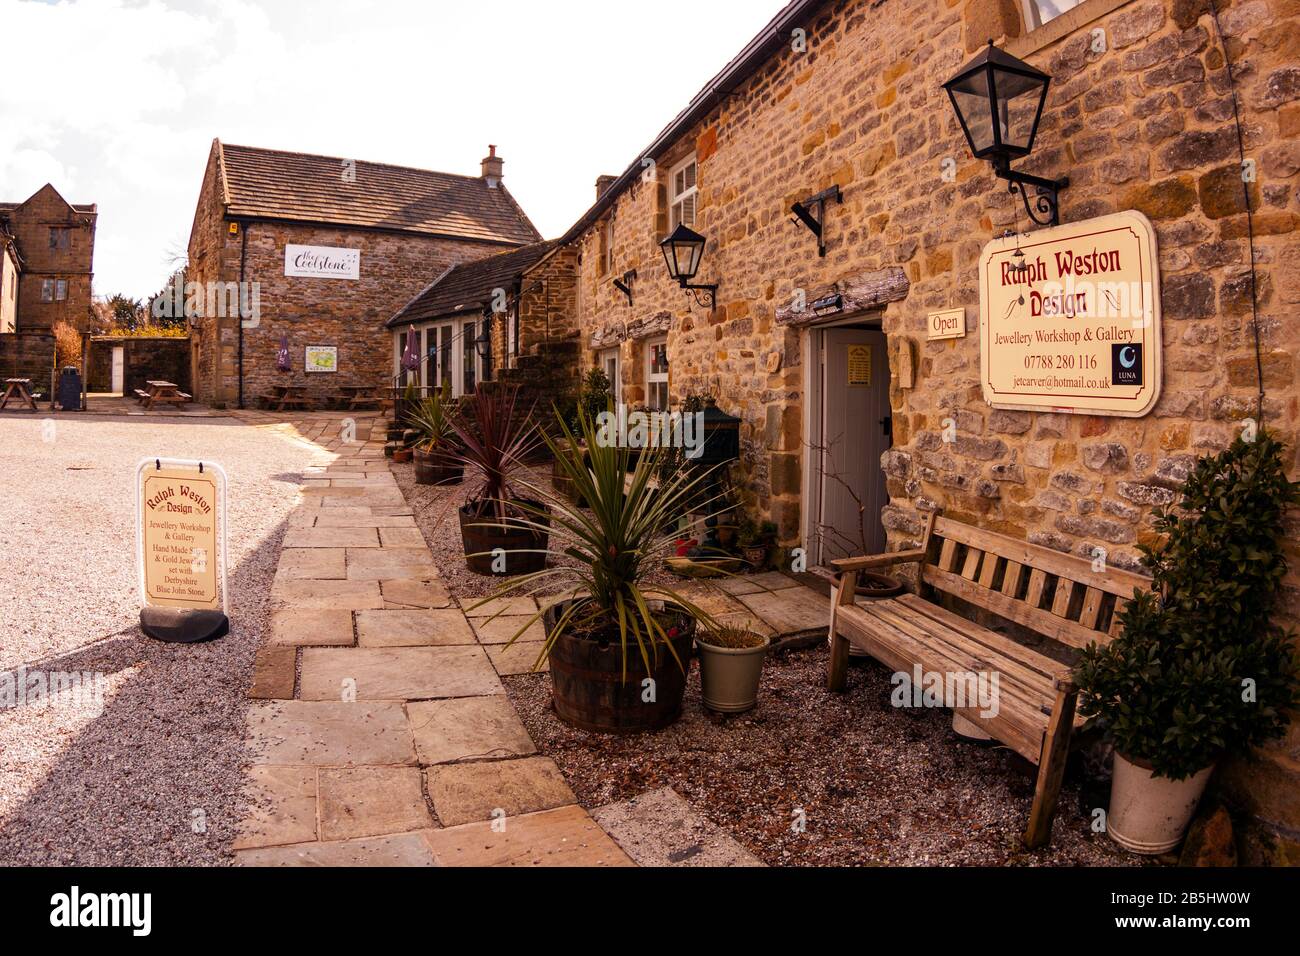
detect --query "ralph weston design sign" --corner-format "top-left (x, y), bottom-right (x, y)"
top-left (979, 210), bottom-right (1162, 418)
top-left (284, 244), bottom-right (361, 279)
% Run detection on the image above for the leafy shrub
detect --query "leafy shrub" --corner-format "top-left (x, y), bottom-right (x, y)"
top-left (1075, 430), bottom-right (1300, 779)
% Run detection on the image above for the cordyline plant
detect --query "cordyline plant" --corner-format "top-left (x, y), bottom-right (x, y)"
top-left (1075, 429), bottom-right (1300, 780)
top-left (473, 404), bottom-right (726, 681)
top-left (449, 384), bottom-right (542, 520)
top-left (405, 380), bottom-right (457, 452)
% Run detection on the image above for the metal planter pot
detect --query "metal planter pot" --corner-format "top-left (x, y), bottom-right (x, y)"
top-left (697, 636), bottom-right (770, 714)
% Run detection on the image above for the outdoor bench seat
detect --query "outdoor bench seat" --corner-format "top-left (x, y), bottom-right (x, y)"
top-left (827, 509), bottom-right (1149, 849)
top-left (133, 388), bottom-right (151, 402)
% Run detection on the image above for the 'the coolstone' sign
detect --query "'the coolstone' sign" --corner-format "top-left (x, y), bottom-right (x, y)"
top-left (979, 210), bottom-right (1162, 417)
top-left (284, 244), bottom-right (361, 279)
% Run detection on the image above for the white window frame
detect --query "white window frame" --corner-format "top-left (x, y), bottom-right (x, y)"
top-left (669, 155), bottom-right (698, 231)
top-left (645, 336), bottom-right (668, 411)
top-left (395, 317), bottom-right (487, 399)
top-left (1020, 0), bottom-right (1083, 31)
top-left (599, 347), bottom-right (621, 406)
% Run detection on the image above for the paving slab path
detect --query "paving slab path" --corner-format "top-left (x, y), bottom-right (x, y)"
top-left (234, 425), bottom-right (632, 866)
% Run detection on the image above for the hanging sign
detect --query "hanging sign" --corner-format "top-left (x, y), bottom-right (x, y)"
top-left (305, 345), bottom-right (339, 373)
top-left (284, 244), bottom-right (360, 279)
top-left (847, 344), bottom-right (873, 387)
top-left (136, 459), bottom-right (228, 613)
top-left (979, 210), bottom-right (1162, 417)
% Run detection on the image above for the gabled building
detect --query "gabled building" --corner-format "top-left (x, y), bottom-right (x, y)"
top-left (185, 140), bottom-right (541, 406)
top-left (0, 184), bottom-right (97, 331)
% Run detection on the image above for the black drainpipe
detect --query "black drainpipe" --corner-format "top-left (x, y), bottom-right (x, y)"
top-left (237, 221), bottom-right (248, 409)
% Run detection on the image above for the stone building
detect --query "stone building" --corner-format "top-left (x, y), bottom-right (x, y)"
top-left (185, 140), bottom-right (541, 407)
top-left (557, 0), bottom-right (1299, 857)
top-left (0, 184), bottom-right (97, 331)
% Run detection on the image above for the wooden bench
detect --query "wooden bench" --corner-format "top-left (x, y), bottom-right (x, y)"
top-left (827, 509), bottom-right (1149, 848)
top-left (133, 388), bottom-right (152, 403)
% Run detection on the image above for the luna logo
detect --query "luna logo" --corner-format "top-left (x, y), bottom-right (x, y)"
top-left (1111, 343), bottom-right (1143, 386)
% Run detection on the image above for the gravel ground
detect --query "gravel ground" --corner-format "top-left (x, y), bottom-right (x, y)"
top-left (505, 650), bottom-right (1143, 867)
top-left (0, 412), bottom-right (319, 865)
top-left (393, 460), bottom-right (678, 601)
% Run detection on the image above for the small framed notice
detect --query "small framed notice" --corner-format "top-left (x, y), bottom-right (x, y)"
top-left (929, 308), bottom-right (966, 341)
top-left (847, 344), bottom-right (872, 387)
top-left (305, 345), bottom-right (338, 373)
top-left (136, 460), bottom-right (228, 613)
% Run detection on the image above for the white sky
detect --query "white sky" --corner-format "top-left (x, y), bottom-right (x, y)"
top-left (1, 0), bottom-right (787, 300)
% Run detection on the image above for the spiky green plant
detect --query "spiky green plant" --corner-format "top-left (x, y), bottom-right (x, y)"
top-left (472, 403), bottom-right (726, 681)
top-left (406, 380), bottom-right (456, 452)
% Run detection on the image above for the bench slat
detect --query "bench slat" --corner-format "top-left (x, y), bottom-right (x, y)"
top-left (867, 602), bottom-right (1060, 717)
top-left (922, 565), bottom-right (1108, 651)
top-left (961, 547), bottom-right (982, 581)
top-left (834, 605), bottom-right (1044, 761)
top-left (1080, 587), bottom-right (1104, 629)
top-left (1026, 568), bottom-right (1048, 608)
top-left (933, 516), bottom-right (1148, 599)
top-left (938, 539), bottom-right (959, 572)
top-left (978, 552), bottom-right (1000, 589)
top-left (1051, 578), bottom-right (1075, 618)
top-left (1000, 560), bottom-right (1023, 597)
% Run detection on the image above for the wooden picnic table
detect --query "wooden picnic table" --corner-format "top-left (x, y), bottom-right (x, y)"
top-left (0, 378), bottom-right (38, 412)
top-left (336, 384), bottom-right (382, 411)
top-left (133, 380), bottom-right (192, 410)
top-left (259, 383), bottom-right (311, 412)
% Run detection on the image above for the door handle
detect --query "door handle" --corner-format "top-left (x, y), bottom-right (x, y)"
top-left (879, 415), bottom-right (892, 437)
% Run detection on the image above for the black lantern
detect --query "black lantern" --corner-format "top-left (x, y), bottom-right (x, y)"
top-left (943, 40), bottom-right (1068, 226)
top-left (659, 224), bottom-right (718, 309)
top-left (474, 320), bottom-right (492, 361)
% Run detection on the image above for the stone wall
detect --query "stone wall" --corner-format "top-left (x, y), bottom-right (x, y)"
top-left (86, 336), bottom-right (191, 395)
top-left (1, 184), bottom-right (96, 331)
top-left (0, 332), bottom-right (56, 397)
top-left (567, 0), bottom-right (1300, 855)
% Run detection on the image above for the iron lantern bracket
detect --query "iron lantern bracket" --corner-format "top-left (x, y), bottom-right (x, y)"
top-left (613, 270), bottom-right (637, 307)
top-left (677, 280), bottom-right (718, 310)
top-left (994, 160), bottom-right (1069, 227)
top-left (791, 185), bottom-right (843, 257)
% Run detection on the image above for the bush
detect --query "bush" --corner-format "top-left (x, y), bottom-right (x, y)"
top-left (1075, 430), bottom-right (1300, 780)
top-left (52, 321), bottom-right (82, 369)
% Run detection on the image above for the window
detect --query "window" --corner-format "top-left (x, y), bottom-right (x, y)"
top-left (600, 347), bottom-right (621, 406)
top-left (56, 279), bottom-right (68, 301)
top-left (1021, 0), bottom-right (1083, 29)
top-left (49, 227), bottom-right (71, 251)
top-left (601, 217), bottom-right (615, 275)
top-left (669, 156), bottom-right (697, 230)
top-left (396, 318), bottom-right (486, 398)
top-left (41, 279), bottom-right (54, 302)
top-left (645, 337), bottom-right (668, 411)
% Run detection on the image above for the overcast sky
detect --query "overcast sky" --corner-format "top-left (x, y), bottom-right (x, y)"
top-left (1, 0), bottom-right (786, 300)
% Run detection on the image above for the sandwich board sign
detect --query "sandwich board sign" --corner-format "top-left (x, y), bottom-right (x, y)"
top-left (135, 458), bottom-right (230, 643)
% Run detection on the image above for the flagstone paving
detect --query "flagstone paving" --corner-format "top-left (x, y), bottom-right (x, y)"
top-left (234, 417), bottom-right (817, 867)
top-left (234, 430), bottom-right (634, 866)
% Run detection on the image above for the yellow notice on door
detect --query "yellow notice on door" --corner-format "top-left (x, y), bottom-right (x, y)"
top-left (140, 466), bottom-right (220, 609)
top-left (847, 344), bottom-right (872, 387)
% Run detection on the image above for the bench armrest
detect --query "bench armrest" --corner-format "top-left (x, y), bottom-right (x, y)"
top-left (831, 548), bottom-right (926, 573)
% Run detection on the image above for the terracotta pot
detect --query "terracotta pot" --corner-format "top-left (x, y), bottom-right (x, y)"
top-left (697, 635), bottom-right (769, 714)
top-left (740, 545), bottom-right (768, 569)
top-left (1107, 753), bottom-right (1214, 855)
top-left (545, 599), bottom-right (694, 734)
top-left (458, 500), bottom-right (549, 576)
top-left (391, 447), bottom-right (412, 463)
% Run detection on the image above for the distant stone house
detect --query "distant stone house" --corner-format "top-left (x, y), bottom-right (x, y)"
top-left (0, 228), bottom-right (19, 333)
top-left (552, 0), bottom-right (1299, 856)
top-left (0, 184), bottom-right (97, 331)
top-left (185, 140), bottom-right (541, 407)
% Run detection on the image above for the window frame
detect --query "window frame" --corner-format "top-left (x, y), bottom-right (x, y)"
top-left (396, 316), bottom-right (488, 398)
top-left (645, 336), bottom-right (669, 412)
top-left (599, 347), bottom-right (621, 406)
top-left (49, 227), bottom-right (71, 251)
top-left (668, 155), bottom-right (698, 231)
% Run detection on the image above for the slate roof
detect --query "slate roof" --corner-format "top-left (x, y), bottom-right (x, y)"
top-left (217, 142), bottom-right (541, 246)
top-left (387, 240), bottom-right (556, 328)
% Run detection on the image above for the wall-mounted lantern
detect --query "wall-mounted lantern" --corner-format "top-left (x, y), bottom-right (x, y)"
top-left (474, 320), bottom-right (493, 361)
top-left (659, 224), bottom-right (718, 309)
top-left (942, 40), bottom-right (1069, 226)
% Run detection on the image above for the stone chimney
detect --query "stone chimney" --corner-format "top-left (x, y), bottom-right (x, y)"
top-left (595, 174), bottom-right (618, 200)
top-left (481, 145), bottom-right (504, 188)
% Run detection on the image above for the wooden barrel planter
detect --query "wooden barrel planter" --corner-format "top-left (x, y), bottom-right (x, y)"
top-left (458, 499), bottom-right (549, 576)
top-left (545, 599), bottom-right (695, 734)
top-left (413, 447), bottom-right (463, 486)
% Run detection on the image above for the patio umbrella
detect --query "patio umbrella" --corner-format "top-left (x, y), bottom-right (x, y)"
top-left (401, 325), bottom-right (420, 373)
top-left (275, 334), bottom-right (291, 372)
